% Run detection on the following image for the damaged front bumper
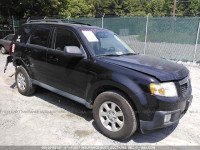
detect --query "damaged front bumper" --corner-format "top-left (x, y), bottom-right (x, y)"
top-left (140, 95), bottom-right (193, 133)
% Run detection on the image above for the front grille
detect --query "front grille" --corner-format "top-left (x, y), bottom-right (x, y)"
top-left (180, 83), bottom-right (188, 96)
top-left (179, 76), bottom-right (190, 97)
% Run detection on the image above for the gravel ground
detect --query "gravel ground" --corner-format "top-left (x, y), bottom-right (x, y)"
top-left (0, 53), bottom-right (200, 146)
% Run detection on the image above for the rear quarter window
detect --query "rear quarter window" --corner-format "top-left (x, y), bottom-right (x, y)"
top-left (13, 25), bottom-right (32, 43)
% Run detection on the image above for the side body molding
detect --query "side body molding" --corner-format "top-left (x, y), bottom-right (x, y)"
top-left (32, 80), bottom-right (93, 109)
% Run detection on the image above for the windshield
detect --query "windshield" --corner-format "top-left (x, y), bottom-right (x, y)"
top-left (81, 29), bottom-right (135, 56)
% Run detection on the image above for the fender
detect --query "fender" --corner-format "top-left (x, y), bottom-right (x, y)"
top-left (86, 72), bottom-right (148, 110)
top-left (13, 57), bottom-right (33, 78)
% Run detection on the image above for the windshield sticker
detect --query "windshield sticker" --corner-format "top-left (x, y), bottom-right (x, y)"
top-left (82, 31), bottom-right (99, 42)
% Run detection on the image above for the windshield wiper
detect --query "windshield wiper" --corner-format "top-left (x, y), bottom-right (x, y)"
top-left (97, 53), bottom-right (139, 57)
top-left (120, 53), bottom-right (139, 56)
top-left (97, 54), bottom-right (121, 57)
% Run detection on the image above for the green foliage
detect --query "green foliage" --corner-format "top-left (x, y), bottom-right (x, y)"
top-left (1, 0), bottom-right (200, 20)
top-left (59, 0), bottom-right (95, 17)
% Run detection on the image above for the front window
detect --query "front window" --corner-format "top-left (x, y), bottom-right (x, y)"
top-left (53, 28), bottom-right (80, 51)
top-left (81, 29), bottom-right (135, 56)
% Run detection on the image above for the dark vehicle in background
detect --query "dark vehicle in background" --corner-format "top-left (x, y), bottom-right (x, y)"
top-left (4, 20), bottom-right (193, 140)
top-left (0, 34), bottom-right (14, 54)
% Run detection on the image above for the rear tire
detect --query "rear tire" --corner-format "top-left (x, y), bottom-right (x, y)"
top-left (93, 91), bottom-right (137, 140)
top-left (15, 66), bottom-right (36, 96)
top-left (0, 46), bottom-right (6, 54)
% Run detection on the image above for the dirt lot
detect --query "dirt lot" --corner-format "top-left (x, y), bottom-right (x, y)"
top-left (0, 53), bottom-right (200, 146)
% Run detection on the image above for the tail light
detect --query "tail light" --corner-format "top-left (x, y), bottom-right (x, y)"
top-left (9, 44), bottom-right (12, 54)
top-left (9, 44), bottom-right (15, 54)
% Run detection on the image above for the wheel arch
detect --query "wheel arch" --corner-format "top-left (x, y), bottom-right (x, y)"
top-left (87, 76), bottom-right (148, 107)
top-left (88, 80), bottom-right (143, 119)
top-left (13, 58), bottom-right (33, 78)
top-left (94, 84), bottom-right (139, 111)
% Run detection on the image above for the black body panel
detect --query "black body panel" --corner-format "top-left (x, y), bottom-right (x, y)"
top-left (97, 54), bottom-right (189, 81)
top-left (5, 22), bottom-right (193, 133)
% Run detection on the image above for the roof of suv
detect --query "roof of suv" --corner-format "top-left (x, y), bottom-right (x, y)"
top-left (25, 20), bottom-right (106, 31)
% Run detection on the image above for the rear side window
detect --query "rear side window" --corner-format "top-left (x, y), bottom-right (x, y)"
top-left (14, 25), bottom-right (31, 43)
top-left (30, 26), bottom-right (50, 47)
top-left (53, 28), bottom-right (80, 51)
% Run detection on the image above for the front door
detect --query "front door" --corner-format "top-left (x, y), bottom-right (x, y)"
top-left (46, 27), bottom-right (90, 99)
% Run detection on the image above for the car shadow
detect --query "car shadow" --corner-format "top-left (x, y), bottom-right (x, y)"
top-left (10, 82), bottom-right (178, 142)
top-left (10, 83), bottom-right (93, 121)
top-left (123, 122), bottom-right (178, 143)
top-left (92, 120), bottom-right (178, 143)
top-left (34, 87), bottom-right (93, 122)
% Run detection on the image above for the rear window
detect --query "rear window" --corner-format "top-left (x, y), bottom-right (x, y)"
top-left (30, 25), bottom-right (51, 47)
top-left (4, 34), bottom-right (14, 41)
top-left (7, 34), bottom-right (14, 41)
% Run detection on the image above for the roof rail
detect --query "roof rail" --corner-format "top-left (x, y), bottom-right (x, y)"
top-left (26, 19), bottom-right (91, 26)
top-left (27, 19), bottom-right (63, 23)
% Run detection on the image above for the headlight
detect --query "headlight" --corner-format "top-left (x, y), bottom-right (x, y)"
top-left (150, 82), bottom-right (178, 97)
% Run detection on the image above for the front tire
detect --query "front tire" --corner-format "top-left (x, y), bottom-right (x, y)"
top-left (15, 66), bottom-right (36, 96)
top-left (93, 91), bottom-right (137, 140)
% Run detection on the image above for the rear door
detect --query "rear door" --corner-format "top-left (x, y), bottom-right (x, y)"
top-left (46, 26), bottom-right (90, 98)
top-left (26, 25), bottom-right (52, 83)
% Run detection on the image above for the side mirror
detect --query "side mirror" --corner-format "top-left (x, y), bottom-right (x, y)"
top-left (64, 46), bottom-right (84, 58)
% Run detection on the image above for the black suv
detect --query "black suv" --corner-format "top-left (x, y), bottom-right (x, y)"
top-left (5, 20), bottom-right (192, 140)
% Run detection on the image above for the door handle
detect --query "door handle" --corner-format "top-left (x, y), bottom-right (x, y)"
top-left (48, 56), bottom-right (59, 62)
top-left (24, 48), bottom-right (30, 53)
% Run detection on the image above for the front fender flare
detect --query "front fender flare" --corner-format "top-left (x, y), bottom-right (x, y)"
top-left (86, 73), bottom-right (148, 109)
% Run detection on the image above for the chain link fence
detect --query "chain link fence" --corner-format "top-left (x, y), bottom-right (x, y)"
top-left (144, 17), bottom-right (200, 63)
top-left (0, 25), bottom-right (14, 39)
top-left (13, 17), bottom-right (200, 63)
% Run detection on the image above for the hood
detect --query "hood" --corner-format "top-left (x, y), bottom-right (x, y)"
top-left (97, 54), bottom-right (189, 81)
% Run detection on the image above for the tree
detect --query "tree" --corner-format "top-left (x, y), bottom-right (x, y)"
top-left (181, 0), bottom-right (200, 16)
top-left (87, 0), bottom-right (147, 17)
top-left (59, 0), bottom-right (95, 17)
top-left (1, 0), bottom-right (200, 21)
